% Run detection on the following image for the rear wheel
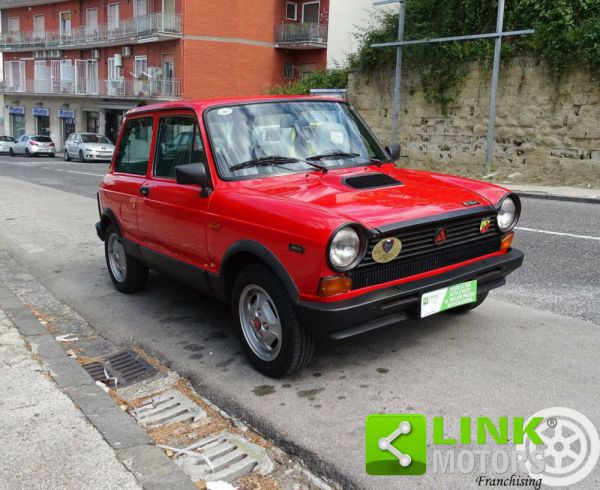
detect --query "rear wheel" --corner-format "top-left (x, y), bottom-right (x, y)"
top-left (232, 264), bottom-right (314, 378)
top-left (449, 292), bottom-right (489, 314)
top-left (104, 225), bottom-right (148, 293)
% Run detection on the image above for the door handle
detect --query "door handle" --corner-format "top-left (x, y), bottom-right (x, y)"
top-left (140, 185), bottom-right (150, 197)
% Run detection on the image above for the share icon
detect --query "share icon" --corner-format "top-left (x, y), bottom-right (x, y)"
top-left (378, 420), bottom-right (412, 467)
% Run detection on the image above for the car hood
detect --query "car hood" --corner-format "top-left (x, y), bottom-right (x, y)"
top-left (84, 143), bottom-right (115, 150)
top-left (239, 166), bottom-right (509, 230)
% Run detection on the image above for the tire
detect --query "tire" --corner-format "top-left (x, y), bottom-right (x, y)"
top-left (232, 264), bottom-right (315, 378)
top-left (9, 148), bottom-right (14, 156)
top-left (79, 150), bottom-right (86, 163)
top-left (64, 150), bottom-right (71, 161)
top-left (104, 225), bottom-right (148, 293)
top-left (25, 148), bottom-right (31, 157)
top-left (448, 292), bottom-right (489, 314)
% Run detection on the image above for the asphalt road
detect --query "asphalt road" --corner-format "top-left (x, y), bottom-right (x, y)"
top-left (1, 160), bottom-right (599, 489)
top-left (1, 155), bottom-right (599, 324)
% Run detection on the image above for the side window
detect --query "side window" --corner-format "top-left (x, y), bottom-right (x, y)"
top-left (154, 115), bottom-right (206, 179)
top-left (114, 117), bottom-right (153, 175)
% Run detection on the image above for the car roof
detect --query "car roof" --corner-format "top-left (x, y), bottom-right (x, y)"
top-left (125, 95), bottom-right (346, 116)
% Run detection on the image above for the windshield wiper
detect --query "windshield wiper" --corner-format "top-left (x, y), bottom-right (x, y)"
top-left (306, 151), bottom-right (360, 161)
top-left (230, 155), bottom-right (327, 173)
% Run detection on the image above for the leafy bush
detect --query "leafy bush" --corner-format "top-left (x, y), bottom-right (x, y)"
top-left (269, 68), bottom-right (349, 95)
top-left (350, 0), bottom-right (600, 108)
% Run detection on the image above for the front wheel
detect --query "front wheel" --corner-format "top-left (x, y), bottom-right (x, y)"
top-left (9, 148), bottom-right (14, 156)
top-left (25, 148), bottom-right (31, 157)
top-left (232, 264), bottom-right (315, 378)
top-left (104, 226), bottom-right (148, 293)
top-left (64, 150), bottom-right (71, 161)
top-left (449, 292), bottom-right (489, 314)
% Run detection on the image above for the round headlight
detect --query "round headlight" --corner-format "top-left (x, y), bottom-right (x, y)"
top-left (497, 196), bottom-right (518, 232)
top-left (329, 227), bottom-right (361, 270)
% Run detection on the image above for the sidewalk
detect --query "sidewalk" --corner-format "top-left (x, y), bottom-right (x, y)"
top-left (0, 309), bottom-right (142, 490)
top-left (506, 184), bottom-right (600, 204)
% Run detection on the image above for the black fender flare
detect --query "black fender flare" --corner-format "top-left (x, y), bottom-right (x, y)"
top-left (98, 208), bottom-right (122, 240)
top-left (219, 240), bottom-right (299, 302)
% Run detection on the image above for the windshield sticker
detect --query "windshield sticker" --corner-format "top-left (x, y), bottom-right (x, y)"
top-left (217, 108), bottom-right (233, 116)
top-left (330, 131), bottom-right (345, 145)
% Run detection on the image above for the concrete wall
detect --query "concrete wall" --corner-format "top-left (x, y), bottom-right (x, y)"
top-left (348, 58), bottom-right (600, 187)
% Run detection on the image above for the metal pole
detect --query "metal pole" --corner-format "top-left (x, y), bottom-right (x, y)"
top-left (485, 0), bottom-right (505, 175)
top-left (390, 1), bottom-right (405, 145)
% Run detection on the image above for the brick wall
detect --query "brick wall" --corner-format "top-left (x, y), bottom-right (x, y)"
top-left (348, 58), bottom-right (600, 188)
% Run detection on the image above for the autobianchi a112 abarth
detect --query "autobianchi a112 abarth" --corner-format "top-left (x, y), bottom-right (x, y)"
top-left (96, 96), bottom-right (523, 377)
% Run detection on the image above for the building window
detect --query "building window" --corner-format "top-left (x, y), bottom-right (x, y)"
top-left (284, 62), bottom-right (295, 80)
top-left (86, 8), bottom-right (99, 37)
top-left (108, 3), bottom-right (120, 32)
top-left (7, 17), bottom-right (20, 33)
top-left (302, 1), bottom-right (320, 23)
top-left (286, 2), bottom-right (298, 21)
top-left (36, 115), bottom-right (50, 136)
top-left (59, 12), bottom-right (72, 36)
top-left (33, 15), bottom-right (45, 41)
top-left (85, 111), bottom-right (99, 133)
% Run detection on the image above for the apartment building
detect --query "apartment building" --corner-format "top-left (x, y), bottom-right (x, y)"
top-left (0, 0), bottom-right (329, 149)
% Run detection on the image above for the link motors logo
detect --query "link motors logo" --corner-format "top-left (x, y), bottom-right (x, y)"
top-left (517, 407), bottom-right (600, 487)
top-left (366, 408), bottom-right (599, 486)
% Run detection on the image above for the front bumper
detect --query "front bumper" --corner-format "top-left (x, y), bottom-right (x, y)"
top-left (297, 249), bottom-right (524, 339)
top-left (85, 152), bottom-right (114, 161)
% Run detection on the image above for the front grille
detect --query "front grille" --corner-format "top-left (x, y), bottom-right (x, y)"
top-left (348, 213), bottom-right (501, 289)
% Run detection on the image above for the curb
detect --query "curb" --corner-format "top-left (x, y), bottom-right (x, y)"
top-left (513, 191), bottom-right (600, 205)
top-left (0, 282), bottom-right (197, 490)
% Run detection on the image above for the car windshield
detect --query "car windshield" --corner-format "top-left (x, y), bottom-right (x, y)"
top-left (205, 101), bottom-right (388, 179)
top-left (32, 136), bottom-right (52, 142)
top-left (81, 134), bottom-right (112, 144)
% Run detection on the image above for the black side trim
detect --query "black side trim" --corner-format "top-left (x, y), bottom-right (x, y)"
top-left (220, 240), bottom-right (299, 301)
top-left (375, 206), bottom-right (496, 235)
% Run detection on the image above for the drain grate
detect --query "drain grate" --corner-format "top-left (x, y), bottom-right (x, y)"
top-left (81, 350), bottom-right (157, 388)
top-left (131, 389), bottom-right (207, 428)
top-left (175, 432), bottom-right (274, 483)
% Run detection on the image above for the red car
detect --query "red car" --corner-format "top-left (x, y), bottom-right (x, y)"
top-left (96, 96), bottom-right (523, 377)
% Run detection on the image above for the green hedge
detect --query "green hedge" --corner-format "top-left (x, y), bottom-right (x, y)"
top-left (269, 68), bottom-right (349, 95)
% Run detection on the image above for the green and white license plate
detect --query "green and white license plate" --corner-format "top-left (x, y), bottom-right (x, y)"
top-left (420, 280), bottom-right (478, 318)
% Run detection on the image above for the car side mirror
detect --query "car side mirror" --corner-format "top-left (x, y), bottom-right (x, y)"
top-left (385, 143), bottom-right (401, 161)
top-left (175, 163), bottom-right (211, 197)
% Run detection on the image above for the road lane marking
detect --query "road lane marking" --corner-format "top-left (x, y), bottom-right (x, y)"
top-left (516, 226), bottom-right (600, 241)
top-left (66, 170), bottom-right (105, 177)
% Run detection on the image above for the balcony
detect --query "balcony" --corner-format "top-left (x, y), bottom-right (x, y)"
top-left (0, 0), bottom-right (65, 7)
top-left (0, 13), bottom-right (182, 52)
top-left (1, 77), bottom-right (181, 100)
top-left (275, 23), bottom-right (328, 50)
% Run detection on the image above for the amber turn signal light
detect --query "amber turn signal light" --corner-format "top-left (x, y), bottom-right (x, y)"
top-left (500, 231), bottom-right (514, 251)
top-left (318, 276), bottom-right (352, 297)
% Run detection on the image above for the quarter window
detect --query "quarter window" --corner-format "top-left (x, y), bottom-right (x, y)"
top-left (154, 116), bottom-right (206, 178)
top-left (114, 117), bottom-right (153, 175)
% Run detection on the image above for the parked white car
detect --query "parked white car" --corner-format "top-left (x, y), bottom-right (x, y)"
top-left (64, 133), bottom-right (115, 162)
top-left (10, 135), bottom-right (56, 157)
top-left (0, 136), bottom-right (14, 153)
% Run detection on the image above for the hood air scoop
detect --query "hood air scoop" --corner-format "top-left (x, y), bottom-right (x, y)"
top-left (343, 173), bottom-right (403, 190)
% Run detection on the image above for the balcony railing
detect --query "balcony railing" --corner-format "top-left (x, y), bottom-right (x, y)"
top-left (275, 22), bottom-right (328, 48)
top-left (0, 13), bottom-right (182, 51)
top-left (0, 77), bottom-right (181, 99)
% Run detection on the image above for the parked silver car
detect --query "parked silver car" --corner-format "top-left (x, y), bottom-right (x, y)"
top-left (64, 133), bottom-right (115, 162)
top-left (0, 135), bottom-right (14, 153)
top-left (10, 135), bottom-right (56, 157)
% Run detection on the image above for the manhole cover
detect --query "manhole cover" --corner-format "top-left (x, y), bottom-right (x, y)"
top-left (175, 432), bottom-right (274, 482)
top-left (131, 389), bottom-right (207, 428)
top-left (81, 350), bottom-right (157, 388)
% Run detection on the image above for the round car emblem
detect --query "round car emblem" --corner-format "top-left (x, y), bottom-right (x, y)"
top-left (434, 227), bottom-right (448, 245)
top-left (372, 237), bottom-right (402, 263)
